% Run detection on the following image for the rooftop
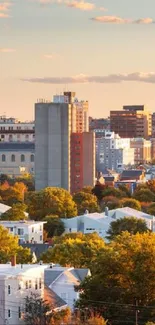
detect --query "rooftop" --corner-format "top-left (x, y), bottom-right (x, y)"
top-left (0, 220), bottom-right (46, 226)
top-left (0, 264), bottom-right (48, 277)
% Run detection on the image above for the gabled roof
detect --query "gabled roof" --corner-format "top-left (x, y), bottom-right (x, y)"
top-left (0, 203), bottom-right (11, 214)
top-left (44, 285), bottom-right (67, 310)
top-left (72, 269), bottom-right (90, 281)
top-left (45, 270), bottom-right (63, 286)
top-left (108, 207), bottom-right (153, 220)
top-left (121, 170), bottom-right (143, 178)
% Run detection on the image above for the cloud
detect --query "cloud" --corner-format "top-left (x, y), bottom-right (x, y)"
top-left (0, 2), bottom-right (11, 18)
top-left (0, 48), bottom-right (16, 52)
top-left (91, 15), bottom-right (155, 24)
top-left (22, 72), bottom-right (155, 84)
top-left (44, 53), bottom-right (61, 59)
top-left (66, 1), bottom-right (95, 11)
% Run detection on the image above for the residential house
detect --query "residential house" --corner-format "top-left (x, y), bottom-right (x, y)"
top-left (0, 259), bottom-right (47, 325)
top-left (44, 266), bottom-right (90, 310)
top-left (0, 220), bottom-right (46, 244)
top-left (120, 170), bottom-right (145, 182)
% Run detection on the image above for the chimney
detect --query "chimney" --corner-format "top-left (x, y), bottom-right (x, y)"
top-left (105, 207), bottom-right (109, 217)
top-left (11, 255), bottom-right (16, 267)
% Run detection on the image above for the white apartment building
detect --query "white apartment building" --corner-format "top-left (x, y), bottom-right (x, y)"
top-left (96, 131), bottom-right (134, 173)
top-left (0, 116), bottom-right (34, 143)
top-left (0, 220), bottom-right (46, 244)
top-left (0, 262), bottom-right (47, 325)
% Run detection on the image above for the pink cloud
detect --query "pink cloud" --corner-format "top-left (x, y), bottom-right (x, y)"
top-left (66, 1), bottom-right (95, 11)
top-left (91, 15), bottom-right (155, 24)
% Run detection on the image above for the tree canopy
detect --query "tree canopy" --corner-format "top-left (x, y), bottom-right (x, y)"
top-left (106, 217), bottom-right (149, 240)
top-left (26, 187), bottom-right (77, 220)
top-left (120, 198), bottom-right (141, 211)
top-left (44, 215), bottom-right (65, 238)
top-left (41, 232), bottom-right (105, 269)
top-left (73, 191), bottom-right (99, 215)
top-left (133, 188), bottom-right (155, 202)
top-left (1, 203), bottom-right (27, 221)
top-left (76, 232), bottom-right (155, 325)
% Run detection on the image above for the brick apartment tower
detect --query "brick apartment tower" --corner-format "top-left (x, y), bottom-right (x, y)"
top-left (110, 105), bottom-right (152, 138)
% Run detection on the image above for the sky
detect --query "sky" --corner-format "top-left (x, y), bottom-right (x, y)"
top-left (0, 0), bottom-right (155, 120)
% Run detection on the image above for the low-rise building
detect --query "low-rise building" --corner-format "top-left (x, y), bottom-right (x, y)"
top-left (62, 207), bottom-right (155, 239)
top-left (0, 116), bottom-right (34, 143)
top-left (120, 169), bottom-right (145, 181)
top-left (0, 260), bottom-right (47, 325)
top-left (0, 220), bottom-right (46, 244)
top-left (96, 132), bottom-right (134, 173)
top-left (45, 266), bottom-right (90, 310)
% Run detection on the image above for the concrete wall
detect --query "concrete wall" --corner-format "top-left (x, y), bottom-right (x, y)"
top-left (83, 132), bottom-right (95, 187)
top-left (0, 151), bottom-right (34, 176)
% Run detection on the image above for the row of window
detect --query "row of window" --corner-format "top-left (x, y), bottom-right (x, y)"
top-left (8, 307), bottom-right (21, 319)
top-left (1, 154), bottom-right (34, 162)
top-left (8, 279), bottom-right (42, 295)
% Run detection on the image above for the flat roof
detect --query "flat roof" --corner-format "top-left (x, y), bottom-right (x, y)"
top-left (0, 220), bottom-right (46, 226)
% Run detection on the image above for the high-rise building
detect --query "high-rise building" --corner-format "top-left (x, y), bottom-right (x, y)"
top-left (152, 113), bottom-right (155, 137)
top-left (71, 132), bottom-right (95, 193)
top-left (89, 117), bottom-right (110, 138)
top-left (96, 131), bottom-right (134, 173)
top-left (110, 105), bottom-right (152, 138)
top-left (35, 92), bottom-right (95, 192)
top-left (130, 138), bottom-right (151, 165)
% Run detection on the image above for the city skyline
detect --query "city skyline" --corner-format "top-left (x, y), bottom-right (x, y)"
top-left (1, 0), bottom-right (155, 119)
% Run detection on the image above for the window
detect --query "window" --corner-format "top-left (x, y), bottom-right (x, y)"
top-left (18, 228), bottom-right (24, 235)
top-left (21, 154), bottom-right (25, 162)
top-left (18, 282), bottom-right (22, 290)
top-left (2, 154), bottom-right (5, 162)
top-left (29, 280), bottom-right (32, 289)
top-left (8, 285), bottom-right (11, 295)
top-left (30, 154), bottom-right (34, 162)
top-left (39, 279), bottom-right (42, 289)
top-left (1, 135), bottom-right (4, 139)
top-left (11, 154), bottom-right (15, 162)
top-left (18, 307), bottom-right (21, 319)
top-left (25, 281), bottom-right (28, 289)
top-left (39, 225), bottom-right (42, 231)
top-left (10, 227), bottom-right (13, 232)
top-left (32, 227), bottom-right (34, 233)
top-left (8, 309), bottom-right (11, 318)
top-left (40, 235), bottom-right (42, 241)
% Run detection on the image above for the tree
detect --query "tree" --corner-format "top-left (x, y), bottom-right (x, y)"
top-left (120, 198), bottom-right (141, 211)
top-left (41, 232), bottom-right (105, 269)
top-left (92, 183), bottom-right (106, 202)
top-left (133, 188), bottom-right (155, 202)
top-left (86, 316), bottom-right (107, 325)
top-left (24, 295), bottom-right (53, 325)
top-left (100, 196), bottom-right (120, 211)
top-left (0, 182), bottom-right (27, 205)
top-left (44, 215), bottom-right (65, 238)
top-left (106, 217), bottom-right (149, 240)
top-left (26, 187), bottom-right (77, 220)
top-left (118, 184), bottom-right (131, 197)
top-left (1, 203), bottom-right (27, 221)
top-left (147, 203), bottom-right (155, 215)
top-left (147, 180), bottom-right (155, 194)
top-left (101, 187), bottom-right (127, 199)
top-left (82, 186), bottom-right (93, 194)
top-left (73, 191), bottom-right (99, 215)
top-left (76, 232), bottom-right (155, 325)
top-left (0, 225), bottom-right (32, 263)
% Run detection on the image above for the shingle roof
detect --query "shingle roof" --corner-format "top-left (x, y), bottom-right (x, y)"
top-left (21, 243), bottom-right (51, 259)
top-left (44, 285), bottom-right (67, 310)
top-left (72, 269), bottom-right (90, 281)
top-left (45, 270), bottom-right (63, 286)
top-left (121, 170), bottom-right (143, 177)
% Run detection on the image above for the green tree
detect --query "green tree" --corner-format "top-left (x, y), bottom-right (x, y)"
top-left (44, 215), bottom-right (65, 238)
top-left (41, 232), bottom-right (105, 269)
top-left (101, 187), bottom-right (127, 199)
top-left (73, 191), bottom-right (99, 215)
top-left (26, 187), bottom-right (77, 220)
top-left (24, 295), bottom-right (53, 325)
top-left (0, 225), bottom-right (32, 263)
top-left (82, 186), bottom-right (93, 194)
top-left (133, 188), bottom-right (155, 202)
top-left (147, 203), bottom-right (155, 215)
top-left (120, 198), bottom-right (141, 211)
top-left (76, 232), bottom-right (155, 325)
top-left (1, 203), bottom-right (27, 221)
top-left (92, 183), bottom-right (106, 202)
top-left (118, 184), bottom-right (131, 197)
top-left (106, 217), bottom-right (149, 240)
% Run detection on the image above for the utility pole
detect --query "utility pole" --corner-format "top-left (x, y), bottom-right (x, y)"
top-left (135, 299), bottom-right (138, 325)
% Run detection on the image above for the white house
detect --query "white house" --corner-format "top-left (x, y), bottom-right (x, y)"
top-left (0, 220), bottom-right (46, 244)
top-left (0, 260), bottom-right (47, 325)
top-left (44, 266), bottom-right (90, 310)
top-left (62, 207), bottom-right (155, 239)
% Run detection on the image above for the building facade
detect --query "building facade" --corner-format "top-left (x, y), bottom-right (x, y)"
top-left (71, 132), bottom-right (95, 193)
top-left (0, 262), bottom-right (47, 325)
top-left (130, 138), bottom-right (151, 165)
top-left (0, 142), bottom-right (34, 176)
top-left (96, 131), bottom-right (134, 173)
top-left (110, 105), bottom-right (152, 138)
top-left (0, 116), bottom-right (34, 143)
top-left (89, 117), bottom-right (110, 138)
top-left (0, 220), bottom-right (45, 244)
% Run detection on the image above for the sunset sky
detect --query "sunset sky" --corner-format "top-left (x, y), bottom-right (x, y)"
top-left (0, 0), bottom-right (155, 120)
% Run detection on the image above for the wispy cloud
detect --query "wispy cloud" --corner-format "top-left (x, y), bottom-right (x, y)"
top-left (38, 0), bottom-right (106, 11)
top-left (0, 2), bottom-right (11, 18)
top-left (22, 72), bottom-right (155, 84)
top-left (91, 16), bottom-right (155, 24)
top-left (0, 48), bottom-right (16, 52)
top-left (44, 53), bottom-right (61, 59)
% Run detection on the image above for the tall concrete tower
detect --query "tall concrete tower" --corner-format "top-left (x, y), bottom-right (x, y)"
top-left (35, 100), bottom-right (73, 191)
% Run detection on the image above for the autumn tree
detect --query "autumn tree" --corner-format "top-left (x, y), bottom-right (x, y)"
top-left (0, 182), bottom-right (27, 205)
top-left (0, 225), bottom-right (32, 263)
top-left (76, 232), bottom-right (155, 325)
top-left (100, 196), bottom-right (120, 211)
top-left (26, 187), bottom-right (77, 220)
top-left (24, 295), bottom-right (53, 325)
top-left (106, 217), bottom-right (149, 240)
top-left (92, 183), bottom-right (106, 202)
top-left (73, 191), bottom-right (99, 215)
top-left (120, 198), bottom-right (141, 211)
top-left (147, 203), bottom-right (155, 215)
top-left (41, 232), bottom-right (105, 269)
top-left (1, 203), bottom-right (27, 221)
top-left (44, 215), bottom-right (65, 238)
top-left (133, 188), bottom-right (155, 202)
top-left (101, 187), bottom-right (127, 199)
